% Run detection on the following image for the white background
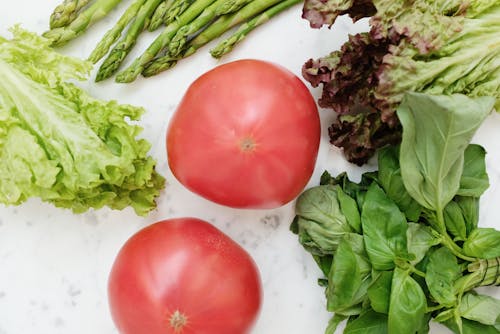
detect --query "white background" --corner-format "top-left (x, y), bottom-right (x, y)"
top-left (0, 1), bottom-right (499, 333)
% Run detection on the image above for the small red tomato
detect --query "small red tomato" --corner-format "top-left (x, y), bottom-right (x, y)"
top-left (167, 59), bottom-right (320, 209)
top-left (108, 218), bottom-right (262, 334)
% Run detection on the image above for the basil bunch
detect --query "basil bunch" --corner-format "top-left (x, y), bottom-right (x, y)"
top-left (292, 93), bottom-right (500, 333)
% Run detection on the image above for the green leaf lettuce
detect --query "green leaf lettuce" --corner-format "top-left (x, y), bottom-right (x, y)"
top-left (0, 26), bottom-right (165, 215)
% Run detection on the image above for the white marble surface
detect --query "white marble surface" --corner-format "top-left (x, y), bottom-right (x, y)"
top-left (0, 1), bottom-right (499, 333)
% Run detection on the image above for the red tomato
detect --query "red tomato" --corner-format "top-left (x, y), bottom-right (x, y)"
top-left (108, 218), bottom-right (262, 334)
top-left (167, 59), bottom-right (320, 209)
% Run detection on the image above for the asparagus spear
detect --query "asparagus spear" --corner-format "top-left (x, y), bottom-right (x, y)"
top-left (210, 0), bottom-right (299, 58)
top-left (167, 0), bottom-right (254, 57)
top-left (142, 57), bottom-right (179, 77)
top-left (95, 0), bottom-right (163, 81)
top-left (49, 0), bottom-right (92, 29)
top-left (88, 0), bottom-right (147, 63)
top-left (148, 0), bottom-right (173, 31)
top-left (115, 0), bottom-right (218, 83)
top-left (43, 0), bottom-right (123, 46)
top-left (142, 0), bottom-right (290, 76)
top-left (163, 0), bottom-right (196, 26)
top-left (189, 0), bottom-right (284, 47)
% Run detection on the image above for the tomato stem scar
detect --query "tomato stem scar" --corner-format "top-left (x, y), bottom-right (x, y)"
top-left (169, 310), bottom-right (188, 332)
top-left (239, 137), bottom-right (256, 152)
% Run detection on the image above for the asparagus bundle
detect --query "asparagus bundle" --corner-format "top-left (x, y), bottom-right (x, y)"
top-left (94, 0), bottom-right (164, 81)
top-left (45, 0), bottom-right (300, 82)
top-left (44, 0), bottom-right (123, 46)
top-left (142, 0), bottom-right (300, 76)
top-left (88, 0), bottom-right (146, 63)
top-left (211, 0), bottom-right (299, 58)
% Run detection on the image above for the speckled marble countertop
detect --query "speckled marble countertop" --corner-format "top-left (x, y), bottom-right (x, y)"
top-left (0, 1), bottom-right (499, 333)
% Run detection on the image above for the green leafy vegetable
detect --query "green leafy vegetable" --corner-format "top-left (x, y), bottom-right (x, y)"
top-left (293, 184), bottom-right (353, 256)
top-left (327, 233), bottom-right (371, 314)
top-left (343, 309), bottom-right (388, 334)
top-left (335, 186), bottom-right (361, 233)
top-left (325, 313), bottom-right (348, 334)
top-left (302, 0), bottom-right (500, 164)
top-left (397, 93), bottom-right (493, 215)
top-left (425, 247), bottom-right (461, 306)
top-left (367, 270), bottom-right (392, 314)
top-left (388, 267), bottom-right (427, 334)
top-left (463, 228), bottom-right (500, 259)
top-left (361, 183), bottom-right (408, 271)
top-left (444, 317), bottom-right (500, 334)
top-left (458, 292), bottom-right (500, 326)
top-left (0, 27), bottom-right (164, 215)
top-left (291, 93), bottom-right (500, 333)
top-left (444, 201), bottom-right (468, 241)
top-left (458, 144), bottom-right (489, 197)
top-left (406, 223), bottom-right (440, 266)
top-left (377, 145), bottom-right (421, 222)
top-left (456, 196), bottom-right (480, 237)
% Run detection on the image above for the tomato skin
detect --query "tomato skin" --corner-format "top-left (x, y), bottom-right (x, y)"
top-left (108, 218), bottom-right (262, 334)
top-left (167, 59), bottom-right (320, 209)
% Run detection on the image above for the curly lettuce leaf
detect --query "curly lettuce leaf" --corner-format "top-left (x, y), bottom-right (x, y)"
top-left (302, 0), bottom-right (500, 164)
top-left (302, 0), bottom-right (375, 28)
top-left (0, 27), bottom-right (164, 215)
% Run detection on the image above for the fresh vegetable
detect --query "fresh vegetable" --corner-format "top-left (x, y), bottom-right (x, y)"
top-left (116, 0), bottom-right (301, 82)
top-left (87, 0), bottom-right (147, 64)
top-left (166, 59), bottom-right (320, 209)
top-left (49, 0), bottom-right (92, 28)
top-left (291, 93), bottom-right (500, 333)
top-left (166, 0), bottom-right (253, 58)
top-left (162, 0), bottom-right (196, 26)
top-left (301, 0), bottom-right (500, 164)
top-left (141, 0), bottom-right (301, 77)
top-left (0, 27), bottom-right (164, 215)
top-left (209, 0), bottom-right (299, 58)
top-left (46, 0), bottom-right (300, 82)
top-left (108, 217), bottom-right (262, 334)
top-left (44, 0), bottom-right (123, 46)
top-left (147, 0), bottom-right (176, 31)
top-left (94, 0), bottom-right (163, 81)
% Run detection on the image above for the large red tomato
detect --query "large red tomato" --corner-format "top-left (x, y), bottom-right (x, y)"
top-left (167, 59), bottom-right (320, 209)
top-left (108, 218), bottom-right (262, 334)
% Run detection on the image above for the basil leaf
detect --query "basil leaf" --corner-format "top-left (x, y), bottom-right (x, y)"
top-left (367, 270), bottom-right (393, 314)
top-left (327, 233), bottom-right (371, 314)
top-left (425, 247), bottom-right (461, 306)
top-left (444, 200), bottom-right (467, 241)
top-left (416, 313), bottom-right (432, 334)
top-left (378, 145), bottom-right (421, 222)
top-left (361, 183), bottom-right (409, 270)
top-left (463, 228), bottom-right (500, 259)
top-left (397, 93), bottom-right (493, 212)
top-left (344, 309), bottom-right (388, 334)
top-left (458, 144), bottom-right (489, 197)
top-left (325, 313), bottom-right (348, 334)
top-left (388, 267), bottom-right (427, 334)
top-left (325, 313), bottom-right (347, 334)
top-left (294, 185), bottom-right (353, 255)
top-left (336, 186), bottom-right (361, 233)
top-left (312, 254), bottom-right (333, 277)
top-left (455, 196), bottom-right (479, 236)
top-left (444, 318), bottom-right (500, 334)
top-left (459, 292), bottom-right (500, 326)
top-left (407, 223), bottom-right (441, 265)
top-left (324, 171), bottom-right (378, 210)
